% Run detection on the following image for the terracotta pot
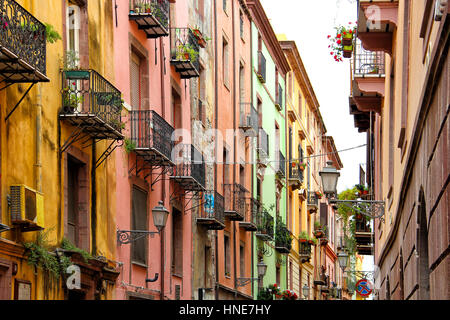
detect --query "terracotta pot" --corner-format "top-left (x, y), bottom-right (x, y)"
top-left (198, 38), bottom-right (207, 48)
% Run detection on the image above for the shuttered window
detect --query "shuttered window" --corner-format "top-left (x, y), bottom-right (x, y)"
top-left (130, 52), bottom-right (142, 111)
top-left (131, 186), bottom-right (148, 265)
top-left (172, 208), bottom-right (183, 276)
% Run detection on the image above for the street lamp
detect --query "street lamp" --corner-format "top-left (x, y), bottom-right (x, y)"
top-left (302, 285), bottom-right (310, 300)
top-left (152, 200), bottom-right (170, 232)
top-left (319, 161), bottom-right (340, 197)
top-left (117, 200), bottom-right (169, 245)
top-left (236, 258), bottom-right (267, 288)
top-left (337, 250), bottom-right (349, 272)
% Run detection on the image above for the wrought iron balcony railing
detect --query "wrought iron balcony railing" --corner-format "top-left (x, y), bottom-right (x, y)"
top-left (170, 27), bottom-right (200, 79)
top-left (275, 84), bottom-right (283, 110)
top-left (130, 110), bottom-right (174, 166)
top-left (275, 219), bottom-right (292, 254)
top-left (129, 0), bottom-right (169, 38)
top-left (352, 44), bottom-right (385, 77)
top-left (298, 240), bottom-right (312, 261)
top-left (288, 161), bottom-right (304, 184)
top-left (239, 197), bottom-right (258, 232)
top-left (255, 208), bottom-right (274, 241)
top-left (223, 183), bottom-right (248, 221)
top-left (0, 0), bottom-right (48, 83)
top-left (170, 144), bottom-right (205, 191)
top-left (307, 191), bottom-right (319, 213)
top-left (239, 103), bottom-right (258, 133)
top-left (277, 151), bottom-right (286, 178)
top-left (257, 50), bottom-right (266, 83)
top-left (257, 127), bottom-right (269, 158)
top-left (60, 69), bottom-right (123, 140)
top-left (197, 190), bottom-right (225, 230)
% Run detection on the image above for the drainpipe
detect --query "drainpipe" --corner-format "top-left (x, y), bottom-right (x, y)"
top-left (249, 14), bottom-right (254, 298)
top-left (213, 0), bottom-right (219, 301)
top-left (91, 141), bottom-right (97, 255)
top-left (35, 84), bottom-right (42, 193)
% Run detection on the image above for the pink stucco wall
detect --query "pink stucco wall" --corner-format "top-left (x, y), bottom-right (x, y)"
top-left (113, 0), bottom-right (192, 300)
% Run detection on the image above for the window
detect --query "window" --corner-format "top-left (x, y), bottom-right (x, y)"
top-left (224, 234), bottom-right (231, 276)
top-left (67, 158), bottom-right (80, 246)
top-left (239, 63), bottom-right (245, 103)
top-left (197, 66), bottom-right (206, 123)
top-left (172, 208), bottom-right (183, 276)
top-left (131, 186), bottom-right (148, 265)
top-left (66, 5), bottom-right (80, 55)
top-left (223, 0), bottom-right (227, 12)
top-left (289, 261), bottom-right (293, 290)
top-left (223, 37), bottom-right (229, 88)
top-left (276, 266), bottom-right (280, 285)
top-left (130, 52), bottom-right (143, 111)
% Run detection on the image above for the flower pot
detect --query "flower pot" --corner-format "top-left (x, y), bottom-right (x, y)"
top-left (198, 38), bottom-right (207, 48)
top-left (299, 239), bottom-right (307, 243)
top-left (184, 52), bottom-right (190, 60)
top-left (64, 70), bottom-right (90, 80)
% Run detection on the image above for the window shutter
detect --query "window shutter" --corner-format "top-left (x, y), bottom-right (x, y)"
top-left (132, 186), bottom-right (148, 264)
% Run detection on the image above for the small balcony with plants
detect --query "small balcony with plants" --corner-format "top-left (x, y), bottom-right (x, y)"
top-left (170, 144), bottom-right (205, 191)
top-left (0, 0), bottom-right (49, 84)
top-left (197, 190), bottom-right (226, 230)
top-left (255, 208), bottom-right (274, 241)
top-left (256, 50), bottom-right (266, 83)
top-left (257, 127), bottom-right (269, 167)
top-left (307, 190), bottom-right (319, 213)
top-left (275, 219), bottom-right (293, 254)
top-left (60, 59), bottom-right (124, 141)
top-left (223, 183), bottom-right (248, 221)
top-left (239, 103), bottom-right (258, 134)
top-left (350, 40), bottom-right (386, 115)
top-left (128, 0), bottom-right (170, 38)
top-left (276, 151), bottom-right (286, 179)
top-left (288, 160), bottom-right (304, 190)
top-left (274, 84), bottom-right (283, 111)
top-left (354, 213), bottom-right (374, 256)
top-left (128, 109), bottom-right (174, 167)
top-left (298, 231), bottom-right (316, 263)
top-left (170, 27), bottom-right (200, 79)
top-left (239, 198), bottom-right (258, 232)
top-left (313, 221), bottom-right (327, 241)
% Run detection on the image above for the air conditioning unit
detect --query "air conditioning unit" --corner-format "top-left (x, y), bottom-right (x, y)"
top-left (9, 185), bottom-right (44, 230)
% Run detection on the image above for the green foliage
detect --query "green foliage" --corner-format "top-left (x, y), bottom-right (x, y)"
top-left (61, 238), bottom-right (93, 263)
top-left (63, 50), bottom-right (80, 71)
top-left (336, 187), bottom-right (360, 257)
top-left (23, 229), bottom-right (67, 280)
top-left (298, 231), bottom-right (309, 241)
top-left (44, 23), bottom-right (62, 44)
top-left (257, 287), bottom-right (274, 300)
top-left (124, 138), bottom-right (137, 154)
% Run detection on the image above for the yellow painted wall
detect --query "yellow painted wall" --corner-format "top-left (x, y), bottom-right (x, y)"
top-left (0, 0), bottom-right (118, 300)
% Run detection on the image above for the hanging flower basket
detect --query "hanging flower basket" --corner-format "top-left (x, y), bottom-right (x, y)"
top-left (327, 22), bottom-right (357, 62)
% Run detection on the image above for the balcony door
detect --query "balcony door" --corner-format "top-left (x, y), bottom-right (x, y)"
top-left (66, 4), bottom-right (82, 112)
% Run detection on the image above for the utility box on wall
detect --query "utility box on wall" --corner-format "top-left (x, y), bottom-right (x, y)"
top-left (9, 185), bottom-right (44, 231)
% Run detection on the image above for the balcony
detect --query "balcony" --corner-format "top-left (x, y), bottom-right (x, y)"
top-left (239, 198), bottom-right (258, 232)
top-left (257, 127), bottom-right (269, 166)
top-left (288, 161), bottom-right (303, 190)
top-left (239, 103), bottom-right (258, 134)
top-left (307, 191), bottom-right (319, 213)
top-left (129, 0), bottom-right (169, 39)
top-left (276, 151), bottom-right (286, 178)
top-left (0, 0), bottom-right (48, 84)
top-left (298, 240), bottom-right (312, 262)
top-left (349, 96), bottom-right (372, 133)
top-left (170, 27), bottom-right (200, 79)
top-left (356, 0), bottom-right (398, 55)
top-left (59, 69), bottom-right (124, 140)
top-left (351, 42), bottom-right (385, 115)
top-left (355, 216), bottom-right (374, 255)
top-left (197, 190), bottom-right (226, 230)
top-left (275, 219), bottom-right (292, 254)
top-left (130, 110), bottom-right (174, 167)
top-left (256, 50), bottom-right (266, 83)
top-left (255, 208), bottom-right (274, 241)
top-left (223, 183), bottom-right (247, 221)
top-left (275, 84), bottom-right (283, 111)
top-left (170, 144), bottom-right (205, 191)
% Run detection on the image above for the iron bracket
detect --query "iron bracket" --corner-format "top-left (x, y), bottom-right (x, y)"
top-left (117, 229), bottom-right (160, 245)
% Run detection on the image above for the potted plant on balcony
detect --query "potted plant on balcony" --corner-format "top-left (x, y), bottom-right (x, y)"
top-left (63, 50), bottom-right (90, 80)
top-left (315, 191), bottom-right (323, 199)
top-left (281, 289), bottom-right (298, 300)
top-left (314, 221), bottom-right (324, 239)
top-left (327, 22), bottom-right (357, 62)
top-left (62, 89), bottom-right (84, 113)
top-left (177, 44), bottom-right (199, 63)
top-left (298, 162), bottom-right (307, 171)
top-left (299, 231), bottom-right (308, 243)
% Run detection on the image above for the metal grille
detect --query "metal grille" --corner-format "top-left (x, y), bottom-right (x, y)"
top-left (170, 27), bottom-right (200, 78)
top-left (256, 209), bottom-right (274, 240)
top-left (223, 183), bottom-right (247, 219)
top-left (60, 69), bottom-right (123, 133)
top-left (129, 0), bottom-right (170, 30)
top-left (275, 218), bottom-right (292, 252)
top-left (257, 51), bottom-right (266, 83)
top-left (307, 191), bottom-right (318, 207)
top-left (239, 103), bottom-right (258, 132)
top-left (258, 127), bottom-right (269, 156)
top-left (172, 144), bottom-right (205, 189)
top-left (200, 190), bottom-right (225, 226)
top-left (130, 110), bottom-right (174, 160)
top-left (0, 0), bottom-right (47, 77)
top-left (352, 42), bottom-right (385, 76)
top-left (277, 151), bottom-right (286, 177)
top-left (10, 185), bottom-right (21, 221)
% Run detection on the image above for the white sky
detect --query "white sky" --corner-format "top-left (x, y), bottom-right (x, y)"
top-left (260, 0), bottom-right (365, 193)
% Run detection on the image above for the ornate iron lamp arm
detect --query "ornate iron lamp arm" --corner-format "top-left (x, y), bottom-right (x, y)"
top-left (329, 199), bottom-right (385, 221)
top-left (117, 229), bottom-right (160, 245)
